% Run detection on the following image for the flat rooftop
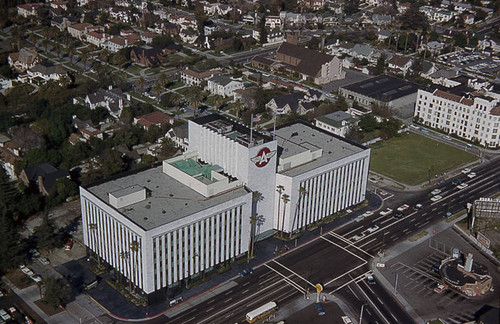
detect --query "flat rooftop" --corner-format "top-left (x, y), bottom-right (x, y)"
top-left (192, 114), bottom-right (273, 147)
top-left (341, 75), bottom-right (420, 102)
top-left (86, 166), bottom-right (249, 231)
top-left (275, 121), bottom-right (368, 177)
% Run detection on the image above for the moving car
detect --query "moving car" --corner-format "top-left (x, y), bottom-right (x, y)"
top-left (442, 135), bottom-right (452, 141)
top-left (366, 225), bottom-right (379, 233)
top-left (452, 179), bottom-right (463, 185)
top-left (397, 204), bottom-right (410, 212)
top-left (239, 268), bottom-right (253, 277)
top-left (431, 189), bottom-right (441, 195)
top-left (342, 315), bottom-right (353, 324)
top-left (457, 183), bottom-right (469, 190)
top-left (461, 168), bottom-right (471, 174)
top-left (362, 210), bottom-right (374, 217)
top-left (0, 309), bottom-right (11, 321)
top-left (169, 296), bottom-right (183, 307)
top-left (430, 195), bottom-right (443, 202)
top-left (380, 208), bottom-right (393, 216)
top-left (413, 204), bottom-right (423, 210)
top-left (467, 172), bottom-right (476, 178)
top-left (350, 234), bottom-right (365, 242)
top-left (394, 211), bottom-right (404, 219)
top-left (365, 273), bottom-right (375, 284)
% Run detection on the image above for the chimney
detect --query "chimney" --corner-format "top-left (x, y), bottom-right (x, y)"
top-left (287, 32), bottom-right (298, 45)
top-left (464, 253), bottom-right (473, 272)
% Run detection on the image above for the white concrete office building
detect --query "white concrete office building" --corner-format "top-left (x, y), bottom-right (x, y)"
top-left (80, 114), bottom-right (370, 297)
top-left (414, 88), bottom-right (500, 148)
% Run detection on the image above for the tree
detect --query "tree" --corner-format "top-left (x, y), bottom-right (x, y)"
top-left (152, 35), bottom-right (175, 49)
top-left (158, 72), bottom-right (169, 87)
top-left (67, 46), bottom-right (75, 64)
top-left (358, 114), bottom-right (378, 132)
top-left (399, 3), bottom-right (429, 31)
top-left (54, 43), bottom-right (62, 59)
top-left (194, 7), bottom-right (207, 35)
top-left (42, 277), bottom-right (71, 308)
top-left (136, 76), bottom-right (146, 94)
top-left (276, 185), bottom-right (284, 235)
top-left (100, 49), bottom-right (110, 63)
top-left (258, 15), bottom-right (267, 44)
top-left (34, 210), bottom-right (61, 251)
top-left (0, 167), bottom-right (18, 217)
top-left (213, 95), bottom-right (223, 112)
top-left (280, 194), bottom-right (290, 238)
top-left (41, 38), bottom-right (49, 54)
top-left (289, 186), bottom-right (306, 238)
top-left (186, 87), bottom-right (203, 116)
top-left (128, 241), bottom-right (140, 292)
top-left (249, 191), bottom-right (262, 258)
top-left (0, 213), bottom-right (25, 273)
top-left (373, 54), bottom-right (386, 75)
top-left (475, 9), bottom-right (488, 22)
top-left (79, 51), bottom-right (88, 70)
top-left (344, 0), bottom-right (360, 15)
top-left (344, 125), bottom-right (364, 143)
top-left (152, 81), bottom-right (164, 99)
top-left (234, 100), bottom-right (244, 120)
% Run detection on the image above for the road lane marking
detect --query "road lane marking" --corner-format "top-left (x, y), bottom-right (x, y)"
top-left (180, 317), bottom-right (195, 324)
top-left (328, 232), bottom-right (374, 258)
top-left (224, 298), bottom-right (232, 303)
top-left (358, 238), bottom-right (376, 248)
top-left (242, 289), bottom-right (249, 294)
top-left (409, 218), bottom-right (416, 223)
top-left (345, 225), bottom-right (364, 236)
top-left (272, 260), bottom-right (315, 288)
top-left (324, 262), bottom-right (367, 287)
top-left (320, 236), bottom-right (372, 260)
top-left (264, 263), bottom-right (306, 293)
top-left (329, 271), bottom-right (369, 293)
top-left (380, 217), bottom-right (393, 225)
top-left (206, 307), bottom-right (213, 312)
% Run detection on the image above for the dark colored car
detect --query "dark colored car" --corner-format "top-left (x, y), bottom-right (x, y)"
top-left (452, 178), bottom-right (463, 185)
top-left (239, 268), bottom-right (253, 277)
top-left (394, 211), bottom-right (404, 219)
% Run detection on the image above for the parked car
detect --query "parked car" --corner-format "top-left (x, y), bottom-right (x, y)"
top-left (365, 273), bottom-right (375, 284)
top-left (431, 189), bottom-right (441, 195)
top-left (342, 315), bottom-right (353, 324)
top-left (442, 135), bottom-right (452, 141)
top-left (434, 283), bottom-right (448, 293)
top-left (467, 172), bottom-right (476, 179)
top-left (37, 257), bottom-right (50, 265)
top-left (30, 274), bottom-right (42, 283)
top-left (169, 296), bottom-right (183, 307)
top-left (430, 195), bottom-right (443, 202)
top-left (65, 240), bottom-right (73, 251)
top-left (29, 249), bottom-right (40, 258)
top-left (0, 309), bottom-right (11, 321)
top-left (355, 215), bottom-right (364, 222)
top-left (431, 262), bottom-right (441, 273)
top-left (20, 266), bottom-right (34, 276)
top-left (380, 208), bottom-right (393, 216)
top-left (350, 234), bottom-right (365, 242)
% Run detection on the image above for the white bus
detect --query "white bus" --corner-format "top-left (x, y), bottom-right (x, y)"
top-left (246, 301), bottom-right (278, 323)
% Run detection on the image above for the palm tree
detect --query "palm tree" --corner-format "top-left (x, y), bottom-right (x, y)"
top-left (214, 94), bottom-right (222, 112)
top-left (88, 223), bottom-right (101, 267)
top-left (234, 100), bottom-right (244, 120)
top-left (186, 87), bottom-right (203, 116)
top-left (129, 241), bottom-right (140, 292)
top-left (158, 72), bottom-right (168, 87)
top-left (136, 76), bottom-right (146, 94)
top-left (280, 194), bottom-right (290, 238)
top-left (249, 213), bottom-right (259, 259)
top-left (79, 51), bottom-right (88, 70)
top-left (152, 81), bottom-right (164, 100)
top-left (276, 185), bottom-right (284, 234)
top-left (67, 46), bottom-right (75, 64)
top-left (41, 38), bottom-right (49, 54)
top-left (28, 31), bottom-right (36, 46)
top-left (54, 43), bottom-right (62, 59)
top-left (119, 251), bottom-right (131, 290)
top-left (100, 49), bottom-right (110, 63)
top-left (290, 186), bottom-right (307, 239)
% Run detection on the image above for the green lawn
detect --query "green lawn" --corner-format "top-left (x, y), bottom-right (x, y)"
top-left (370, 132), bottom-right (477, 185)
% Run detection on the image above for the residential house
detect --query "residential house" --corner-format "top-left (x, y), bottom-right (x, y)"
top-left (372, 14), bottom-right (392, 26)
top-left (274, 40), bottom-right (345, 84)
top-left (265, 16), bottom-right (281, 29)
top-left (50, 1), bottom-right (68, 10)
top-left (106, 35), bottom-right (140, 53)
top-left (17, 3), bottom-right (41, 17)
top-left (133, 111), bottom-right (174, 130)
top-left (206, 75), bottom-right (244, 98)
top-left (299, 0), bottom-right (325, 11)
top-left (420, 6), bottom-right (455, 23)
top-left (51, 16), bottom-right (77, 31)
top-left (140, 32), bottom-right (157, 44)
top-left (180, 68), bottom-right (221, 87)
top-left (377, 29), bottom-right (392, 42)
top-left (20, 162), bottom-right (69, 196)
top-left (8, 48), bottom-right (39, 72)
top-left (179, 29), bottom-right (198, 44)
top-left (350, 44), bottom-right (378, 62)
top-left (85, 86), bottom-right (129, 118)
top-left (72, 117), bottom-right (104, 141)
top-left (420, 41), bottom-right (445, 55)
top-left (421, 61), bottom-right (437, 78)
top-left (426, 69), bottom-right (461, 87)
top-left (315, 111), bottom-right (357, 137)
top-left (0, 133), bottom-right (19, 179)
top-left (165, 123), bottom-right (188, 151)
top-left (130, 46), bottom-right (163, 67)
top-left (280, 11), bottom-right (306, 26)
top-left (67, 23), bottom-right (97, 40)
top-left (86, 31), bottom-right (109, 47)
top-left (22, 63), bottom-right (69, 85)
top-left (266, 92), bottom-right (315, 115)
top-left (387, 54), bottom-right (413, 76)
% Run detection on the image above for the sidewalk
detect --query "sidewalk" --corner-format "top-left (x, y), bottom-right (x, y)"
top-left (85, 194), bottom-right (382, 321)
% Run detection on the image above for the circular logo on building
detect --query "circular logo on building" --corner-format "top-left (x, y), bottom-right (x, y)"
top-left (251, 147), bottom-right (276, 168)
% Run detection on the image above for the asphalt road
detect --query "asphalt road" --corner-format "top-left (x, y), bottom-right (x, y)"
top-left (158, 155), bottom-right (500, 324)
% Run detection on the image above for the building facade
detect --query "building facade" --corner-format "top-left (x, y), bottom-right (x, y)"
top-left (80, 114), bottom-right (370, 298)
top-left (414, 88), bottom-right (500, 147)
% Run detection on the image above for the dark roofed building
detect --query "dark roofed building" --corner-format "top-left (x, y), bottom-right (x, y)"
top-left (265, 92), bottom-right (315, 115)
top-left (133, 111), bottom-right (174, 130)
top-left (130, 46), bottom-right (163, 67)
top-left (275, 41), bottom-right (345, 84)
top-left (339, 75), bottom-right (420, 118)
top-left (20, 162), bottom-right (69, 196)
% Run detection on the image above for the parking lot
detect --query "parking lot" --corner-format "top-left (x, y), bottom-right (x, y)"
top-left (378, 228), bottom-right (500, 324)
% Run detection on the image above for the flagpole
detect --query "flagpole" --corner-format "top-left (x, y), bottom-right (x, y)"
top-left (250, 113), bottom-right (253, 147)
top-left (273, 113), bottom-right (276, 140)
